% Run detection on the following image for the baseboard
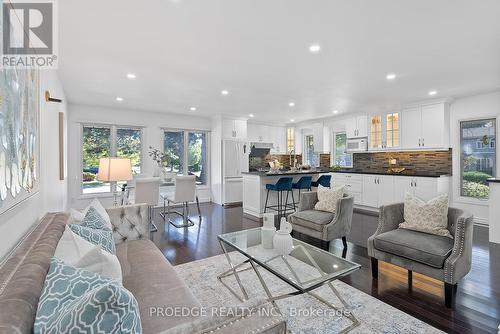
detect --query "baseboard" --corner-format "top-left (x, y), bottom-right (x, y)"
top-left (474, 217), bottom-right (489, 227)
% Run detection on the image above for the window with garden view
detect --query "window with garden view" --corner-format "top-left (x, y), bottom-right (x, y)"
top-left (164, 130), bottom-right (208, 185)
top-left (334, 132), bottom-right (353, 168)
top-left (82, 125), bottom-right (142, 194)
top-left (460, 119), bottom-right (496, 199)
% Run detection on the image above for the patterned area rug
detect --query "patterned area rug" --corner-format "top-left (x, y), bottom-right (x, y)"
top-left (174, 251), bottom-right (443, 334)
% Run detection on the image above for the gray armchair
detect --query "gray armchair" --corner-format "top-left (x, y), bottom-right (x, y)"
top-left (288, 192), bottom-right (354, 252)
top-left (367, 202), bottom-right (474, 308)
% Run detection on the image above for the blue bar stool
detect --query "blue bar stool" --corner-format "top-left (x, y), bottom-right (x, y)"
top-left (292, 176), bottom-right (312, 207)
top-left (311, 175), bottom-right (332, 188)
top-left (264, 177), bottom-right (294, 219)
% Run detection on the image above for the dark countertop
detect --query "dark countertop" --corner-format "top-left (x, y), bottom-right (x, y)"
top-left (488, 178), bottom-right (500, 183)
top-left (242, 170), bottom-right (330, 177)
top-left (330, 170), bottom-right (451, 178)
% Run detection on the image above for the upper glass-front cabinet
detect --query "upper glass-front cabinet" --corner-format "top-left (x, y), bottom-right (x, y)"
top-left (369, 112), bottom-right (400, 150)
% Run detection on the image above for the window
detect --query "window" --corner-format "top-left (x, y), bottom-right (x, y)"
top-left (386, 112), bottom-right (399, 148)
top-left (164, 130), bottom-right (209, 185)
top-left (460, 119), bottom-right (496, 199)
top-left (303, 135), bottom-right (319, 167)
top-left (334, 132), bottom-right (353, 168)
top-left (82, 126), bottom-right (111, 194)
top-left (82, 125), bottom-right (142, 194)
top-left (287, 127), bottom-right (295, 152)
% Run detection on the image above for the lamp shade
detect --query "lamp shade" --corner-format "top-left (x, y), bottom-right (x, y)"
top-left (96, 158), bottom-right (133, 182)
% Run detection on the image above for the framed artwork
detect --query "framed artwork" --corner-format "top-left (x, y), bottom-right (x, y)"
top-left (0, 68), bottom-right (41, 216)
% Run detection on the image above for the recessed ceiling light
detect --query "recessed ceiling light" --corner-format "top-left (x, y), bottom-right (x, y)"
top-left (290, 119), bottom-right (295, 122)
top-left (116, 97), bottom-right (124, 102)
top-left (332, 110), bottom-right (339, 114)
top-left (126, 73), bottom-right (136, 79)
top-left (428, 90), bottom-right (437, 96)
top-left (386, 73), bottom-right (396, 80)
top-left (221, 90), bottom-right (229, 96)
top-left (249, 114), bottom-right (254, 118)
top-left (288, 102), bottom-right (295, 107)
top-left (309, 44), bottom-right (321, 53)
top-left (190, 107), bottom-right (197, 111)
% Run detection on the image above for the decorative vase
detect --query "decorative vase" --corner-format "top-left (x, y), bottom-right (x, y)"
top-left (261, 213), bottom-right (276, 249)
top-left (153, 164), bottom-right (161, 177)
top-left (273, 218), bottom-right (294, 255)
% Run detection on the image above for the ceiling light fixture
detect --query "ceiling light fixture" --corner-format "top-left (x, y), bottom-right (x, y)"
top-left (332, 110), bottom-right (339, 114)
top-left (289, 102), bottom-right (295, 107)
top-left (386, 73), bottom-right (396, 80)
top-left (221, 90), bottom-right (229, 96)
top-left (126, 73), bottom-right (136, 79)
top-left (428, 90), bottom-right (437, 96)
top-left (309, 44), bottom-right (321, 53)
top-left (116, 97), bottom-right (124, 102)
top-left (290, 119), bottom-right (295, 123)
top-left (249, 114), bottom-right (254, 118)
top-left (190, 107), bottom-right (197, 111)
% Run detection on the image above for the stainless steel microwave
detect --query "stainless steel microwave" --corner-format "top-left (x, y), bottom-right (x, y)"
top-left (346, 138), bottom-right (368, 152)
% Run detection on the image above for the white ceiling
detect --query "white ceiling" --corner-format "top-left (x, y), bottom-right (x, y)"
top-left (58, 0), bottom-right (500, 123)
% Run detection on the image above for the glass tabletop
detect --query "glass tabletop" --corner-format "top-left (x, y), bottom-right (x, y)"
top-left (218, 228), bottom-right (361, 291)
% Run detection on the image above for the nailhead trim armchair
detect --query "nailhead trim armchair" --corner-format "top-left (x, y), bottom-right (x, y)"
top-left (367, 202), bottom-right (474, 307)
top-left (288, 192), bottom-right (354, 251)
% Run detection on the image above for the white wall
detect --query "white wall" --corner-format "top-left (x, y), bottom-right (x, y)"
top-left (0, 70), bottom-right (68, 259)
top-left (67, 104), bottom-right (212, 209)
top-left (449, 90), bottom-right (500, 225)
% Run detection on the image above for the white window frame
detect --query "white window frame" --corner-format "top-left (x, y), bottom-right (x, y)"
top-left (162, 128), bottom-right (211, 189)
top-left (333, 131), bottom-right (353, 168)
top-left (80, 123), bottom-right (144, 197)
top-left (458, 117), bottom-right (497, 202)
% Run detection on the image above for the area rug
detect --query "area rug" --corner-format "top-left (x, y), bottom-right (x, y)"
top-left (174, 251), bottom-right (443, 334)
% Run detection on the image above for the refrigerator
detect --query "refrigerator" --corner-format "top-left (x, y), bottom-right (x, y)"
top-left (223, 140), bottom-right (249, 204)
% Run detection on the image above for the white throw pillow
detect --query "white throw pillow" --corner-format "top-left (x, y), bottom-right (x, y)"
top-left (82, 198), bottom-right (113, 230)
top-left (399, 192), bottom-right (452, 238)
top-left (69, 208), bottom-right (85, 223)
top-left (314, 185), bottom-right (344, 213)
top-left (55, 225), bottom-right (122, 282)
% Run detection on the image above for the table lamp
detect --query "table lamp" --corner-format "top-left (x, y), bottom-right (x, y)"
top-left (97, 157), bottom-right (133, 206)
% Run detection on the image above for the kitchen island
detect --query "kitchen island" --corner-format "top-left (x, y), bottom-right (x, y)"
top-left (242, 170), bottom-right (329, 218)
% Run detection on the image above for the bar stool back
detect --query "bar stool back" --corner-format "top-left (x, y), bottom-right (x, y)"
top-left (311, 175), bottom-right (332, 188)
top-left (292, 176), bottom-right (312, 206)
top-left (264, 177), bottom-right (294, 219)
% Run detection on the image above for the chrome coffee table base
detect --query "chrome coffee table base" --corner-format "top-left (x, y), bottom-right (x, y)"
top-left (217, 242), bottom-right (360, 333)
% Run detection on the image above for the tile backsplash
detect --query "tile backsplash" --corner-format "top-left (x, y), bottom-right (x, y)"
top-left (350, 149), bottom-right (452, 175)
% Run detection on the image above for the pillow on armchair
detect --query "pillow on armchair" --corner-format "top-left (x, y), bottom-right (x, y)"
top-left (314, 185), bottom-right (344, 213)
top-left (399, 192), bottom-right (452, 238)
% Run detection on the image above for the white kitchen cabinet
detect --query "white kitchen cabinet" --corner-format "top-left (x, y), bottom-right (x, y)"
top-left (368, 112), bottom-right (401, 150)
top-left (362, 175), bottom-right (394, 207)
top-left (362, 175), bottom-right (379, 207)
top-left (402, 103), bottom-right (449, 150)
top-left (271, 126), bottom-right (286, 153)
top-left (332, 173), bottom-right (363, 205)
top-left (248, 123), bottom-right (287, 153)
top-left (247, 123), bottom-right (259, 142)
top-left (223, 119), bottom-right (247, 140)
top-left (394, 176), bottom-right (450, 202)
top-left (346, 116), bottom-right (368, 139)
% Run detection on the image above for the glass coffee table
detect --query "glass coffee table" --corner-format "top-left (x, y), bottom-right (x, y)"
top-left (218, 228), bottom-right (361, 333)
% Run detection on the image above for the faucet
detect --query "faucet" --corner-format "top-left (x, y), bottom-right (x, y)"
top-left (289, 147), bottom-right (296, 169)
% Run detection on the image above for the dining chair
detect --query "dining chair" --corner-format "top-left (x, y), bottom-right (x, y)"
top-left (134, 177), bottom-right (161, 232)
top-left (160, 175), bottom-right (201, 228)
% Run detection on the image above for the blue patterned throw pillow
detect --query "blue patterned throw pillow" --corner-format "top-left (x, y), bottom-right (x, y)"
top-left (69, 224), bottom-right (116, 254)
top-left (82, 206), bottom-right (111, 230)
top-left (35, 257), bottom-right (142, 334)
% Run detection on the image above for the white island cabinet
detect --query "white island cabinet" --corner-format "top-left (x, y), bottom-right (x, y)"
top-left (242, 171), bottom-right (329, 218)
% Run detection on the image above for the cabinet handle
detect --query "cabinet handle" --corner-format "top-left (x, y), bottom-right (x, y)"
top-left (422, 138), bottom-right (424, 147)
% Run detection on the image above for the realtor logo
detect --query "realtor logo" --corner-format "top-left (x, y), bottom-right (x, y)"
top-left (2, 0), bottom-right (58, 68)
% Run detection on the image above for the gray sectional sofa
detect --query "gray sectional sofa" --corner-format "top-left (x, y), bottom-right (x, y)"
top-left (0, 204), bottom-right (286, 334)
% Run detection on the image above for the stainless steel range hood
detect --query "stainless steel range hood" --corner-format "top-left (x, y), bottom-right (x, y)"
top-left (250, 142), bottom-right (274, 157)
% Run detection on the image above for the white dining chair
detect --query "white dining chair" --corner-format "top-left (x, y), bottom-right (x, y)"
top-left (160, 175), bottom-right (201, 228)
top-left (135, 177), bottom-right (160, 232)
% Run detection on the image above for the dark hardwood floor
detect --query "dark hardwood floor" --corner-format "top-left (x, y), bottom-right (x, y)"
top-left (151, 203), bottom-right (500, 334)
